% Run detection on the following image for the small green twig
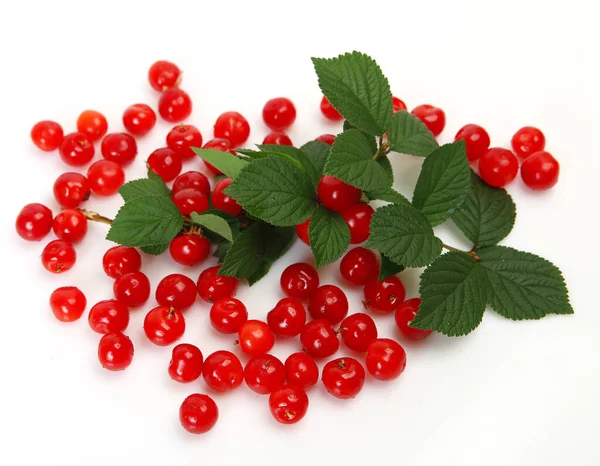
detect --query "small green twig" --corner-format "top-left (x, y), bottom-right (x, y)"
top-left (78, 209), bottom-right (113, 225)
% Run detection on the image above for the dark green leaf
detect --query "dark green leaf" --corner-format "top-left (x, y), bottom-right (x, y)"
top-left (192, 148), bottom-right (248, 180)
top-left (258, 144), bottom-right (321, 187)
top-left (119, 178), bottom-right (171, 202)
top-left (300, 140), bottom-right (331, 176)
top-left (214, 241), bottom-right (231, 262)
top-left (189, 212), bottom-right (234, 243)
top-left (388, 111), bottom-right (439, 156)
top-left (366, 188), bottom-right (410, 205)
top-left (379, 254), bottom-right (405, 281)
top-left (140, 243), bottom-right (169, 255)
top-left (308, 208), bottom-right (351, 267)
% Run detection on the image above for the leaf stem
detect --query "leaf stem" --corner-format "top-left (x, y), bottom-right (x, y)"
top-left (373, 137), bottom-right (390, 160)
top-left (442, 243), bottom-right (481, 261)
top-left (78, 209), bottom-right (113, 225)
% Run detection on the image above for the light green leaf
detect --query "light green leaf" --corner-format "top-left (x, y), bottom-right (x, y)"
top-left (258, 144), bottom-right (321, 187)
top-left (140, 243), bottom-right (169, 255)
top-left (189, 212), bottom-right (234, 243)
top-left (308, 207), bottom-right (351, 268)
top-left (119, 178), bottom-right (171, 202)
top-left (192, 148), bottom-right (248, 180)
top-left (388, 111), bottom-right (439, 156)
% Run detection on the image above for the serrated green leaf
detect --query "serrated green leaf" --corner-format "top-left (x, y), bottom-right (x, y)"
top-left (366, 188), bottom-right (410, 205)
top-left (312, 51), bottom-right (392, 136)
top-left (379, 254), bottom-right (405, 281)
top-left (452, 173), bottom-right (516, 247)
top-left (224, 156), bottom-right (317, 227)
top-left (388, 111), bottom-right (439, 156)
top-left (141, 243), bottom-right (169, 255)
top-left (300, 140), bottom-right (331, 176)
top-left (411, 252), bottom-right (488, 336)
top-left (478, 246), bottom-right (573, 320)
top-left (106, 195), bottom-right (183, 247)
top-left (147, 166), bottom-right (163, 183)
top-left (214, 241), bottom-right (231, 262)
top-left (412, 141), bottom-right (471, 226)
top-left (192, 148), bottom-right (248, 180)
top-left (308, 208), bottom-right (351, 268)
top-left (258, 145), bottom-right (320, 187)
top-left (119, 178), bottom-right (171, 202)
top-left (189, 212), bottom-right (234, 243)
top-left (364, 204), bottom-right (443, 267)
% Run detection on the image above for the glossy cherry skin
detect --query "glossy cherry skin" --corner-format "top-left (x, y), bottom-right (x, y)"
top-left (15, 203), bottom-right (53, 241)
top-left (171, 188), bottom-right (209, 216)
top-left (244, 354), bottom-right (286, 394)
top-left (148, 60), bottom-right (181, 91)
top-left (179, 394), bottom-right (218, 435)
top-left (262, 97), bottom-right (297, 131)
top-left (202, 350), bottom-right (244, 392)
top-left (213, 111), bottom-right (250, 147)
top-left (101, 133), bottom-right (138, 166)
top-left (520, 151), bottom-right (560, 190)
top-left (300, 319), bottom-right (339, 359)
top-left (307, 285), bottom-right (348, 324)
top-left (363, 276), bottom-right (406, 314)
top-left (317, 175), bottom-right (362, 212)
top-left (168, 344), bottom-right (203, 383)
top-left (197, 266), bottom-right (239, 303)
top-left (238, 320), bottom-right (275, 356)
top-left (31, 120), bottom-right (63, 151)
top-left (284, 352), bottom-right (319, 390)
top-left (315, 134), bottom-right (336, 145)
top-left (59, 132), bottom-right (94, 166)
top-left (209, 298), bottom-right (248, 334)
top-left (295, 218), bottom-right (311, 245)
top-left (340, 313), bottom-right (378, 352)
top-left (173, 171), bottom-right (210, 196)
top-left (166, 124), bottom-right (202, 160)
top-left (340, 247), bottom-right (379, 286)
top-left (49, 286), bottom-right (86, 322)
top-left (77, 110), bottom-right (108, 141)
top-left (144, 306), bottom-right (186, 346)
top-left (87, 160), bottom-right (125, 196)
top-left (41, 240), bottom-right (76, 273)
top-left (269, 384), bottom-right (309, 424)
top-left (411, 104), bottom-right (446, 136)
top-left (322, 357), bottom-right (366, 399)
top-left (122, 104), bottom-right (156, 137)
top-left (320, 96), bottom-right (343, 121)
top-left (395, 298), bottom-right (432, 340)
top-left (511, 126), bottom-right (545, 159)
top-left (102, 246), bottom-right (142, 279)
top-left (158, 88), bottom-right (192, 123)
top-left (52, 209), bottom-right (88, 243)
top-left (262, 131), bottom-right (293, 146)
top-left (147, 147), bottom-right (182, 182)
top-left (113, 271), bottom-right (151, 308)
top-left (280, 263), bottom-right (319, 300)
top-left (88, 299), bottom-right (130, 334)
top-left (202, 138), bottom-right (236, 176)
top-left (211, 178), bottom-right (242, 216)
top-left (53, 172), bottom-right (90, 208)
top-left (454, 124), bottom-right (491, 162)
top-left (98, 332), bottom-right (134, 371)
top-left (267, 297), bottom-right (306, 337)
top-left (169, 234), bottom-right (211, 266)
top-left (392, 97), bottom-right (407, 113)
top-left (341, 203), bottom-right (374, 243)
top-left (366, 338), bottom-right (407, 381)
top-left (479, 148), bottom-right (519, 188)
top-left (156, 274), bottom-right (197, 311)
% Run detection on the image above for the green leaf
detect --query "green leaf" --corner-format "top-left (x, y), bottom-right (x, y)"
top-left (300, 140), bottom-right (331, 176)
top-left (106, 195), bottom-right (183, 247)
top-left (119, 178), bottom-right (171, 202)
top-left (147, 166), bottom-right (164, 183)
top-left (192, 148), bottom-right (248, 180)
top-left (214, 241), bottom-right (231, 262)
top-left (308, 208), bottom-right (351, 267)
top-left (324, 129), bottom-right (391, 191)
top-left (366, 188), bottom-right (410, 205)
top-left (258, 144), bottom-right (320, 188)
top-left (388, 111), bottom-right (439, 156)
top-left (412, 141), bottom-right (471, 226)
top-left (478, 246), bottom-right (573, 320)
top-left (224, 156), bottom-right (317, 227)
top-left (189, 212), bottom-right (234, 243)
top-left (379, 254), bottom-right (405, 281)
top-left (364, 203), bottom-right (443, 268)
top-left (140, 243), bottom-right (169, 255)
top-left (312, 51), bottom-right (392, 136)
top-left (452, 173), bottom-right (516, 247)
top-left (411, 252), bottom-right (488, 336)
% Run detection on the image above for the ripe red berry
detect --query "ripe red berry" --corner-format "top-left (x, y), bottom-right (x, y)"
top-left (262, 97), bottom-right (297, 131)
top-left (88, 299), bottom-right (130, 334)
top-left (455, 124), bottom-right (491, 162)
top-left (262, 131), bottom-right (293, 146)
top-left (315, 134), bottom-right (335, 145)
top-left (280, 262), bottom-right (319, 299)
top-left (307, 285), bottom-right (348, 324)
top-left (269, 384), bottom-right (309, 425)
top-left (168, 344), bottom-right (203, 383)
top-left (156, 274), bottom-right (197, 311)
top-left (148, 60), bottom-right (181, 92)
top-left (363, 276), bottom-right (406, 314)
top-left (202, 138), bottom-right (236, 176)
top-left (300, 319), bottom-right (339, 359)
top-left (392, 97), bottom-right (407, 113)
top-left (209, 298), bottom-right (248, 334)
top-left (202, 350), bottom-right (243, 392)
top-left (166, 124), bottom-right (203, 160)
top-left (238, 320), bottom-right (275, 356)
top-left (102, 246), bottom-right (142, 279)
top-left (295, 218), bottom-right (311, 245)
top-left (15, 203), bottom-right (53, 241)
top-left (341, 203), bottom-right (374, 243)
top-left (169, 234), bottom-right (210, 266)
top-left (52, 209), bottom-right (88, 243)
top-left (158, 88), bottom-right (192, 123)
top-left (212, 178), bottom-right (242, 216)
top-left (53, 172), bottom-right (90, 208)
top-left (101, 133), bottom-right (138, 166)
top-left (340, 247), bottom-right (379, 286)
top-left (113, 271), bottom-right (151, 308)
top-left (179, 394), bottom-right (218, 435)
top-left (147, 147), bottom-right (182, 182)
top-left (479, 148), bottom-right (519, 188)
top-left (87, 160), bottom-right (125, 196)
top-left (31, 120), bottom-right (63, 151)
top-left (214, 111), bottom-right (250, 147)
top-left (284, 352), bottom-right (319, 390)
top-left (42, 240), bottom-right (76, 273)
top-left (98, 332), bottom-right (134, 371)
top-left (244, 354), bottom-right (286, 394)
top-left (197, 266), bottom-right (239, 303)
top-left (144, 306), bottom-right (186, 346)
top-left (173, 171), bottom-right (210, 196)
top-left (317, 175), bottom-right (362, 212)
top-left (76, 110), bottom-right (108, 141)
top-left (59, 132), bottom-right (94, 166)
top-left (365, 338), bottom-right (407, 381)
top-left (340, 313), bottom-right (378, 352)
top-left (511, 126), bottom-right (545, 159)
top-left (395, 298), bottom-right (432, 340)
top-left (172, 188), bottom-right (209, 216)
top-left (267, 297), bottom-right (306, 337)
top-left (411, 104), bottom-right (446, 136)
top-left (49, 286), bottom-right (86, 322)
top-left (320, 96), bottom-right (343, 121)
top-left (520, 151), bottom-right (560, 190)
top-left (322, 357), bottom-right (366, 399)
top-left (122, 104), bottom-right (156, 136)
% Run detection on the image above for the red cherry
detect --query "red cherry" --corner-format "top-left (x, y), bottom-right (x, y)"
top-left (147, 147), bottom-right (182, 182)
top-left (179, 394), bottom-right (218, 435)
top-left (122, 104), bottom-right (156, 137)
top-left (156, 274), bottom-right (197, 311)
top-left (295, 218), bottom-right (311, 245)
top-left (202, 350), bottom-right (243, 392)
top-left (212, 178), bottom-right (242, 216)
top-left (244, 354), bottom-right (286, 394)
top-left (280, 262), bottom-right (319, 300)
top-left (262, 97), bottom-right (297, 131)
top-left (520, 151), bottom-right (560, 190)
top-left (173, 171), bottom-right (210, 196)
top-left (395, 298), bottom-right (432, 340)
top-left (41, 240), bottom-right (76, 273)
top-left (315, 134), bottom-right (335, 145)
top-left (171, 188), bottom-right (209, 216)
top-left (52, 209), bottom-right (88, 243)
top-left (284, 352), bottom-right (319, 390)
top-left (340, 313), bottom-right (378, 352)
top-left (392, 97), bottom-right (407, 113)
top-left (214, 111), bottom-right (250, 147)
top-left (49, 286), bottom-right (86, 322)
top-left (197, 266), bottom-right (238, 303)
top-left (148, 60), bottom-right (181, 91)
top-left (158, 88), bottom-right (192, 123)
top-left (76, 110), bottom-right (108, 141)
top-left (238, 320), bottom-right (275, 357)
top-left (202, 138), bottom-right (236, 176)
top-left (59, 132), bottom-right (94, 166)
top-left (144, 306), bottom-right (186, 346)
top-left (479, 148), bottom-right (519, 188)
top-left (169, 234), bottom-right (210, 266)
top-left (511, 126), bottom-right (546, 159)
top-left (102, 246), bottom-right (142, 279)
top-left (269, 384), bottom-right (309, 424)
top-left (300, 319), bottom-right (339, 359)
top-left (411, 104), bottom-right (446, 136)
top-left (53, 172), bottom-right (90, 208)
top-left (98, 332), bottom-right (134, 371)
top-left (267, 297), bottom-right (306, 337)
top-left (365, 338), bottom-right (407, 381)
top-left (87, 160), bottom-right (125, 196)
top-left (113, 271), bottom-right (151, 308)
top-left (320, 96), bottom-right (343, 121)
top-left (101, 133), bottom-right (138, 166)
top-left (209, 298), bottom-right (248, 334)
top-left (262, 131), bottom-right (293, 146)
top-left (363, 276), bottom-right (406, 314)
top-left (166, 124), bottom-right (203, 160)
top-left (455, 124), bottom-right (491, 162)
top-left (317, 175), bottom-right (361, 212)
top-left (88, 299), bottom-right (130, 334)
top-left (340, 247), bottom-right (379, 286)
top-left (31, 120), bottom-right (63, 151)
top-left (322, 357), bottom-right (365, 399)
top-left (15, 203), bottom-right (53, 241)
top-left (169, 344), bottom-right (203, 383)
top-left (307, 285), bottom-right (348, 324)
top-left (341, 203), bottom-right (374, 244)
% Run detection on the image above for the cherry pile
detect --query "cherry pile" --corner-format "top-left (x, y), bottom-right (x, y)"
top-left (17, 59), bottom-right (560, 436)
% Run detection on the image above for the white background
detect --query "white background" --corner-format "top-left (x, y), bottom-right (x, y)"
top-left (1, 1), bottom-right (599, 465)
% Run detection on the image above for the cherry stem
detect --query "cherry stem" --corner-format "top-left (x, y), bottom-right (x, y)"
top-left (373, 137), bottom-right (390, 160)
top-left (78, 209), bottom-right (113, 225)
top-left (442, 243), bottom-right (481, 261)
